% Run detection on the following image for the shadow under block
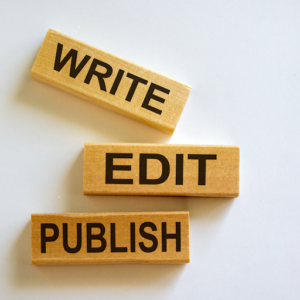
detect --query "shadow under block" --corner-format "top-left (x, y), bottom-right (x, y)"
top-left (31, 212), bottom-right (189, 265)
top-left (83, 143), bottom-right (240, 197)
top-left (30, 29), bottom-right (192, 134)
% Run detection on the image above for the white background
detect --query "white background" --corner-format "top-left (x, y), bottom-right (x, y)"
top-left (1, 0), bottom-right (299, 299)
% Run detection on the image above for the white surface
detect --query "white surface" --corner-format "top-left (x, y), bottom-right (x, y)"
top-left (1, 0), bottom-right (300, 299)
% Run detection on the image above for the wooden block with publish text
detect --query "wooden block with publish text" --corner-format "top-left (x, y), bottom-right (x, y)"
top-left (31, 212), bottom-right (189, 265)
top-left (30, 29), bottom-right (192, 134)
top-left (84, 143), bottom-right (240, 197)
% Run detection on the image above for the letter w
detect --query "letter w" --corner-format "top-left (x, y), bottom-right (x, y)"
top-left (54, 43), bottom-right (91, 78)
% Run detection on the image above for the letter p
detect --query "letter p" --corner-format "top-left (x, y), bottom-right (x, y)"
top-left (41, 223), bottom-right (59, 253)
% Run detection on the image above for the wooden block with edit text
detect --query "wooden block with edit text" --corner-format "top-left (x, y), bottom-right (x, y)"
top-left (30, 29), bottom-right (192, 134)
top-left (84, 143), bottom-right (240, 197)
top-left (31, 212), bottom-right (190, 265)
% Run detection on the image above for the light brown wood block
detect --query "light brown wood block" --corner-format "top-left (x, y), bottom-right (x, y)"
top-left (30, 29), bottom-right (192, 134)
top-left (84, 143), bottom-right (240, 197)
top-left (31, 212), bottom-right (189, 265)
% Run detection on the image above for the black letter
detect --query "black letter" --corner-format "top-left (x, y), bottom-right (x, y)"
top-left (130, 223), bottom-right (135, 252)
top-left (176, 154), bottom-right (184, 185)
top-left (106, 153), bottom-right (133, 184)
top-left (87, 223), bottom-right (106, 253)
top-left (84, 58), bottom-right (113, 91)
top-left (162, 222), bottom-right (181, 252)
top-left (110, 69), bottom-right (125, 95)
top-left (139, 222), bottom-right (158, 253)
top-left (41, 223), bottom-right (59, 253)
top-left (54, 43), bottom-right (91, 78)
top-left (125, 73), bottom-right (148, 102)
top-left (111, 223), bottom-right (127, 252)
top-left (139, 154), bottom-right (170, 185)
top-left (142, 83), bottom-right (170, 115)
top-left (188, 154), bottom-right (217, 185)
top-left (63, 223), bottom-right (82, 253)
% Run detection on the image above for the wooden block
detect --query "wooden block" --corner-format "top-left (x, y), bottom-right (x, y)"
top-left (30, 29), bottom-right (192, 134)
top-left (84, 143), bottom-right (240, 197)
top-left (31, 212), bottom-right (189, 265)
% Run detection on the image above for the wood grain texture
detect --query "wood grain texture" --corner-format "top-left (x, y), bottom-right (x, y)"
top-left (30, 29), bottom-right (192, 134)
top-left (31, 212), bottom-right (189, 265)
top-left (84, 143), bottom-right (240, 197)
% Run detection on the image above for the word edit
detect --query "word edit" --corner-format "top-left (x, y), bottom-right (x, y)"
top-left (84, 143), bottom-right (240, 197)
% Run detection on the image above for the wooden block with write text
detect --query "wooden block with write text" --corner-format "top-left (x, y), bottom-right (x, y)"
top-left (31, 212), bottom-right (189, 265)
top-left (84, 143), bottom-right (240, 197)
top-left (30, 29), bottom-right (192, 134)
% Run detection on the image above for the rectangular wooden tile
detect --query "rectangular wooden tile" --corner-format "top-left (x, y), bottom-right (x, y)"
top-left (30, 29), bottom-right (192, 134)
top-left (84, 143), bottom-right (240, 197)
top-left (31, 212), bottom-right (189, 265)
